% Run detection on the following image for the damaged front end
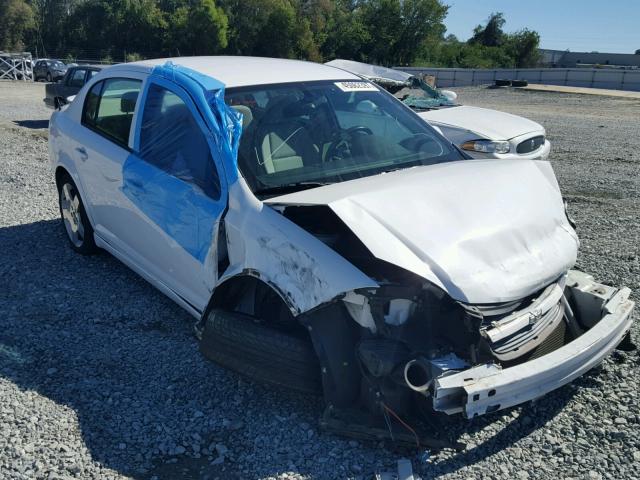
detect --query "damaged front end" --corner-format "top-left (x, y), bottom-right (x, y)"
top-left (261, 162), bottom-right (635, 445)
top-left (304, 267), bottom-right (634, 445)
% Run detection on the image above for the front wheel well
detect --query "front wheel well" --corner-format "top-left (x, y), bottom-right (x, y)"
top-left (204, 274), bottom-right (296, 326)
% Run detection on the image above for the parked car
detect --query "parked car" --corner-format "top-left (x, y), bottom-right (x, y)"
top-left (34, 59), bottom-right (67, 82)
top-left (49, 57), bottom-right (634, 444)
top-left (326, 59), bottom-right (550, 160)
top-left (44, 65), bottom-right (103, 109)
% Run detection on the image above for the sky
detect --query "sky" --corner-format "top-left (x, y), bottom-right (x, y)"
top-left (444, 0), bottom-right (640, 53)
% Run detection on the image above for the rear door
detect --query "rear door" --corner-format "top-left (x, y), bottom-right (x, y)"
top-left (61, 68), bottom-right (87, 98)
top-left (73, 75), bottom-right (144, 250)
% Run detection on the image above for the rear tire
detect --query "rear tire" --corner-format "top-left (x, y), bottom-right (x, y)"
top-left (57, 174), bottom-right (98, 255)
top-left (200, 309), bottom-right (322, 395)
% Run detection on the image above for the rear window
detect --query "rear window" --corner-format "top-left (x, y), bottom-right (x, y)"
top-left (67, 69), bottom-right (87, 88)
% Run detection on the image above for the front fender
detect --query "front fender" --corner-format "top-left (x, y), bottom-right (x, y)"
top-left (221, 179), bottom-right (378, 315)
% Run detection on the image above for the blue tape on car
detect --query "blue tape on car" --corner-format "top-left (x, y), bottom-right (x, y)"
top-left (121, 61), bottom-right (242, 263)
top-left (122, 155), bottom-right (218, 262)
top-left (149, 62), bottom-right (243, 183)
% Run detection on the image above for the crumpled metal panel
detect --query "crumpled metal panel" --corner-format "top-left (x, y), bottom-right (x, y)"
top-left (221, 179), bottom-right (379, 314)
top-left (266, 159), bottom-right (579, 304)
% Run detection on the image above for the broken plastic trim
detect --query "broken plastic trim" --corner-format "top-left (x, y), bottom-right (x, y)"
top-left (431, 273), bottom-right (635, 417)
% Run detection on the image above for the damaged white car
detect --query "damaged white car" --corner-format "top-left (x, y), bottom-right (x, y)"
top-left (49, 57), bottom-right (634, 447)
top-left (326, 59), bottom-right (550, 160)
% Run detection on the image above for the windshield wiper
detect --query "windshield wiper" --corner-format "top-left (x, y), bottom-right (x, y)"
top-left (254, 181), bottom-right (331, 196)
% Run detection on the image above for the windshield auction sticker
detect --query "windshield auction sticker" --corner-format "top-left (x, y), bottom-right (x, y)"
top-left (334, 81), bottom-right (379, 92)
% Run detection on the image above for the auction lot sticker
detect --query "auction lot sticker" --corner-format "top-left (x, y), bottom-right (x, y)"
top-left (334, 81), bottom-right (379, 92)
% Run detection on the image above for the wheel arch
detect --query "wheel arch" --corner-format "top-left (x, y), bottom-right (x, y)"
top-left (201, 272), bottom-right (363, 408)
top-left (55, 165), bottom-right (72, 190)
top-left (202, 272), bottom-right (295, 322)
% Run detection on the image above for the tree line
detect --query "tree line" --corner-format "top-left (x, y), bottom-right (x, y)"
top-left (1, 0), bottom-right (541, 68)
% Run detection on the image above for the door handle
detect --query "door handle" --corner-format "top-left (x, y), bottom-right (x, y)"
top-left (75, 147), bottom-right (88, 161)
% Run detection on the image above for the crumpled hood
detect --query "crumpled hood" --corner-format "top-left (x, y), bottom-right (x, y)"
top-left (419, 105), bottom-right (544, 140)
top-left (266, 159), bottom-right (578, 304)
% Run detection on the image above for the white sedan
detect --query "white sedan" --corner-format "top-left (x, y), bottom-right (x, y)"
top-left (49, 56), bottom-right (633, 444)
top-left (326, 59), bottom-right (550, 160)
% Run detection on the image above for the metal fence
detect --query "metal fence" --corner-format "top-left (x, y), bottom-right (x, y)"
top-left (0, 52), bottom-right (34, 81)
top-left (396, 67), bottom-right (640, 92)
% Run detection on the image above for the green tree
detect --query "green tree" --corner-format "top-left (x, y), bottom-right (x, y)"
top-left (168, 0), bottom-right (228, 55)
top-left (320, 0), bottom-right (369, 61)
top-left (0, 0), bottom-right (35, 51)
top-left (222, 0), bottom-right (317, 59)
top-left (392, 0), bottom-right (448, 65)
top-left (359, 0), bottom-right (448, 65)
top-left (506, 28), bottom-right (540, 67)
top-left (64, 0), bottom-right (168, 59)
top-left (469, 12), bottom-right (505, 47)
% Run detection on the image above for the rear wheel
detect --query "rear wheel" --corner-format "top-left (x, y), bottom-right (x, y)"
top-left (57, 175), bottom-right (98, 255)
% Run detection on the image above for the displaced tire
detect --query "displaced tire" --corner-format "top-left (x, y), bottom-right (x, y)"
top-left (494, 79), bottom-right (512, 87)
top-left (512, 79), bottom-right (528, 87)
top-left (200, 309), bottom-right (322, 395)
top-left (57, 174), bottom-right (98, 255)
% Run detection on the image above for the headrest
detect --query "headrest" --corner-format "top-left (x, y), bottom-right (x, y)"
top-left (121, 91), bottom-right (139, 114)
top-left (231, 105), bottom-right (253, 129)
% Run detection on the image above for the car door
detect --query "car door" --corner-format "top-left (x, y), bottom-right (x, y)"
top-left (62, 68), bottom-right (87, 98)
top-left (73, 75), bottom-right (144, 251)
top-left (113, 78), bottom-right (228, 311)
top-left (34, 61), bottom-right (44, 78)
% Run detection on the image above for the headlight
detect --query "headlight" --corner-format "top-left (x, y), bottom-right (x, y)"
top-left (461, 140), bottom-right (510, 154)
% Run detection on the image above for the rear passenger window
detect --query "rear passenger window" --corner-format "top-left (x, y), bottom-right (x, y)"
top-left (139, 83), bottom-right (221, 199)
top-left (83, 81), bottom-right (102, 126)
top-left (82, 78), bottom-right (141, 147)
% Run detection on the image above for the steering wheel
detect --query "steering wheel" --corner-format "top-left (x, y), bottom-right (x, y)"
top-left (325, 126), bottom-right (373, 162)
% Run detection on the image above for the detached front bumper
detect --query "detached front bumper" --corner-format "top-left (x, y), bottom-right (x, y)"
top-left (432, 272), bottom-right (635, 418)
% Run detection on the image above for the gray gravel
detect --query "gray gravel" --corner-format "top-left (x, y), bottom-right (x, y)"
top-left (0, 80), bottom-right (638, 479)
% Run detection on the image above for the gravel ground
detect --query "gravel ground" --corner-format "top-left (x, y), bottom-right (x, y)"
top-left (0, 80), bottom-right (638, 480)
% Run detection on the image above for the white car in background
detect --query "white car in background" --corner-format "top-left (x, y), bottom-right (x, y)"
top-left (326, 59), bottom-right (550, 160)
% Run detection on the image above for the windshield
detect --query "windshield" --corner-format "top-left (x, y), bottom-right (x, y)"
top-left (49, 61), bottom-right (65, 68)
top-left (385, 77), bottom-right (456, 110)
top-left (225, 80), bottom-right (462, 196)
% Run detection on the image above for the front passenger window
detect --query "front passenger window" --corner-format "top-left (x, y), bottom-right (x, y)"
top-left (139, 83), bottom-right (221, 199)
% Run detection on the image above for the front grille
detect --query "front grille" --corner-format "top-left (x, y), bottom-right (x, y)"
top-left (516, 135), bottom-right (545, 154)
top-left (489, 300), bottom-right (564, 361)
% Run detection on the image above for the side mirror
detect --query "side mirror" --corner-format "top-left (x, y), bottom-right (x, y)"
top-left (440, 89), bottom-right (457, 101)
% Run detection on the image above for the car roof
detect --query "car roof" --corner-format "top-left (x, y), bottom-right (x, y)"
top-left (325, 59), bottom-right (414, 84)
top-left (107, 56), bottom-right (361, 88)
